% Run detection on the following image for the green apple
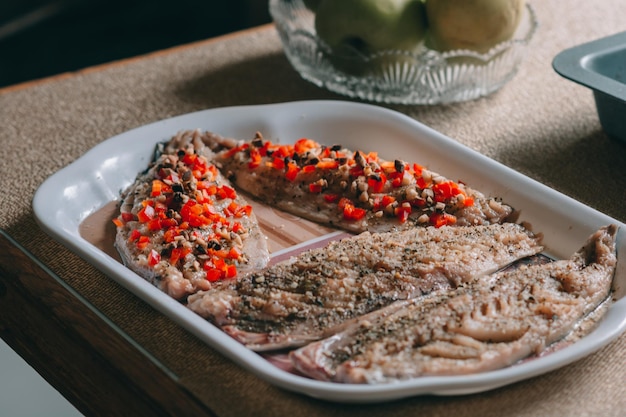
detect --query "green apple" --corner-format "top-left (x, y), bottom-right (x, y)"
top-left (314, 0), bottom-right (427, 73)
top-left (425, 0), bottom-right (525, 53)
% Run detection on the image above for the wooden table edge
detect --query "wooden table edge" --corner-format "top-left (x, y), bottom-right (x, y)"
top-left (0, 229), bottom-right (217, 417)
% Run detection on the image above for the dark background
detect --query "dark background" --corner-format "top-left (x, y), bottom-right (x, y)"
top-left (0, 0), bottom-right (272, 88)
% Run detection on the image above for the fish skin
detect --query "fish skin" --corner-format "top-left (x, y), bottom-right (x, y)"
top-left (290, 225), bottom-right (618, 383)
top-left (193, 130), bottom-right (515, 233)
top-left (187, 223), bottom-right (543, 351)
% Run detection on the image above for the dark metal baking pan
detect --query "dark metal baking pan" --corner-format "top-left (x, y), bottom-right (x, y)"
top-left (553, 31), bottom-right (626, 142)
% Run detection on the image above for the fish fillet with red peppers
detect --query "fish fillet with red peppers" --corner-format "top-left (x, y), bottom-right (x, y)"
top-left (189, 130), bottom-right (515, 233)
top-left (113, 130), bottom-right (270, 301)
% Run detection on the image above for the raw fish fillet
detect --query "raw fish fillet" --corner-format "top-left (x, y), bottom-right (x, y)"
top-left (290, 225), bottom-right (618, 383)
top-left (186, 130), bottom-right (515, 233)
top-left (114, 130), bottom-right (269, 301)
top-left (187, 223), bottom-right (543, 351)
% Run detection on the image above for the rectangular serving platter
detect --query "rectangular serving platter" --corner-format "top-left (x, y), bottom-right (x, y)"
top-left (33, 100), bottom-right (626, 403)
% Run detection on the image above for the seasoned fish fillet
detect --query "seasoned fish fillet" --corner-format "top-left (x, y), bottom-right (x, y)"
top-left (186, 130), bottom-right (514, 233)
top-left (290, 225), bottom-right (618, 383)
top-left (187, 223), bottom-right (543, 351)
top-left (113, 130), bottom-right (269, 301)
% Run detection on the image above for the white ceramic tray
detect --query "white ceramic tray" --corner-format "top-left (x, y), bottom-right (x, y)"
top-left (33, 101), bottom-right (625, 403)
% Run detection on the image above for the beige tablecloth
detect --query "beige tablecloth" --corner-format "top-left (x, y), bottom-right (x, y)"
top-left (1, 1), bottom-right (625, 416)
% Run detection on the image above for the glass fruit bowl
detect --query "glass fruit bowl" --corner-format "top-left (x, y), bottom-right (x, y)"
top-left (269, 0), bottom-right (538, 105)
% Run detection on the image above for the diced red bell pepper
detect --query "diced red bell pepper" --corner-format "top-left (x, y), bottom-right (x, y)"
top-left (272, 145), bottom-right (292, 159)
top-left (163, 228), bottom-right (178, 243)
top-left (151, 180), bottom-right (164, 197)
top-left (271, 157), bottom-right (285, 170)
top-left (148, 249), bottom-right (161, 266)
top-left (226, 264), bottom-right (237, 278)
top-left (316, 160), bottom-right (339, 170)
top-left (294, 138), bottom-right (318, 154)
top-left (349, 165), bottom-right (364, 178)
top-left (182, 153), bottom-right (197, 166)
top-left (373, 195), bottom-right (396, 211)
top-left (309, 183), bottom-right (323, 193)
top-left (128, 229), bottom-right (141, 242)
top-left (412, 163), bottom-right (423, 176)
top-left (388, 172), bottom-right (404, 188)
top-left (248, 149), bottom-right (262, 169)
top-left (147, 218), bottom-right (163, 231)
top-left (205, 268), bottom-right (222, 282)
top-left (430, 212), bottom-right (457, 228)
top-left (169, 246), bottom-right (190, 265)
top-left (367, 173), bottom-right (387, 193)
top-left (324, 194), bottom-right (339, 203)
top-left (302, 165), bottom-right (316, 174)
top-left (236, 205), bottom-right (252, 218)
top-left (136, 235), bottom-right (150, 250)
top-left (217, 185), bottom-right (237, 200)
top-left (137, 204), bottom-right (155, 222)
top-left (228, 247), bottom-right (241, 259)
top-left (415, 176), bottom-right (429, 190)
top-left (339, 198), bottom-right (366, 221)
top-left (121, 212), bottom-right (135, 222)
top-left (224, 143), bottom-right (249, 158)
top-left (285, 162), bottom-right (300, 181)
top-left (395, 205), bottom-right (412, 223)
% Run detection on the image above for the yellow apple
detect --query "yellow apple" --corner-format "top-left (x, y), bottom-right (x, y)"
top-left (425, 0), bottom-right (525, 53)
